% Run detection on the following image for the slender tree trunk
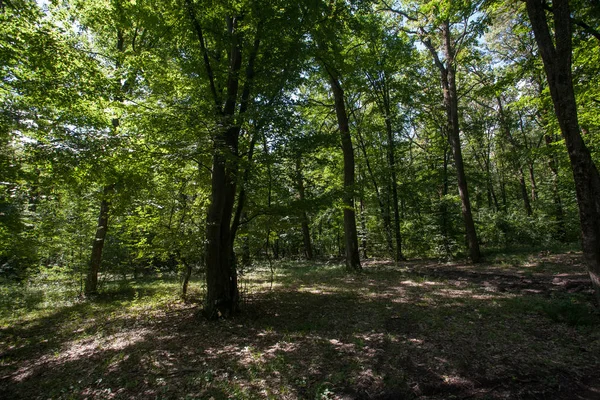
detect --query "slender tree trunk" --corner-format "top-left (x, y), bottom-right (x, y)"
top-left (355, 120), bottom-right (394, 257)
top-left (85, 184), bottom-right (114, 295)
top-left (519, 167), bottom-right (533, 216)
top-left (427, 21), bottom-right (481, 262)
top-left (85, 28), bottom-right (127, 296)
top-left (359, 194), bottom-right (368, 259)
top-left (526, 0), bottom-right (600, 303)
top-left (181, 257), bottom-right (192, 300)
top-left (328, 72), bottom-right (361, 271)
top-left (440, 146), bottom-right (451, 256)
top-left (295, 156), bottom-right (313, 260)
top-left (383, 99), bottom-right (405, 262)
top-left (497, 96), bottom-right (531, 216)
top-left (528, 164), bottom-right (538, 202)
top-left (545, 134), bottom-right (566, 241)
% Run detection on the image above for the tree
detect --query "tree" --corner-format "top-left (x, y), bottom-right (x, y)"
top-left (384, 0), bottom-right (485, 261)
top-left (182, 0), bottom-right (318, 317)
top-left (525, 0), bottom-right (600, 302)
top-left (358, 16), bottom-right (415, 261)
top-left (314, 0), bottom-right (364, 271)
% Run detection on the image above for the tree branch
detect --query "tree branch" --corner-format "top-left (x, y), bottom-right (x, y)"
top-left (185, 0), bottom-right (221, 113)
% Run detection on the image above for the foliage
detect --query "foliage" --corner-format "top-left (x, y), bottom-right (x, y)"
top-left (0, 0), bottom-right (597, 301)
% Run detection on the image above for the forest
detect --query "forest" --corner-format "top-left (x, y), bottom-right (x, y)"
top-left (1, 0), bottom-right (600, 399)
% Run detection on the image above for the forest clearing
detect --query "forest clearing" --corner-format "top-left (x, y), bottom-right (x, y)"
top-left (3, 0), bottom-right (600, 398)
top-left (1, 250), bottom-right (599, 399)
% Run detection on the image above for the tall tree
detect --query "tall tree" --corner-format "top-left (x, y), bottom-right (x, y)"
top-left (384, 0), bottom-right (484, 261)
top-left (423, 17), bottom-right (482, 262)
top-left (68, 0), bottom-right (159, 295)
top-left (314, 0), bottom-right (364, 271)
top-left (525, 0), bottom-right (600, 302)
top-left (183, 0), bottom-right (315, 317)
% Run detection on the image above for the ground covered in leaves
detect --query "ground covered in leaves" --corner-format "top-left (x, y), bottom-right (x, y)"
top-left (1, 251), bottom-right (599, 399)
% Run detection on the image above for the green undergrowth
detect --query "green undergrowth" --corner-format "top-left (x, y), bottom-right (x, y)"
top-left (0, 273), bottom-right (194, 328)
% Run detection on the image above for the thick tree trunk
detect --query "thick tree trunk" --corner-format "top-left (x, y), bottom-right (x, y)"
top-left (329, 73), bottom-right (361, 271)
top-left (204, 144), bottom-right (238, 319)
top-left (190, 8), bottom-right (262, 318)
top-left (85, 184), bottom-right (114, 295)
top-left (526, 0), bottom-right (600, 303)
top-left (203, 16), bottom-right (243, 320)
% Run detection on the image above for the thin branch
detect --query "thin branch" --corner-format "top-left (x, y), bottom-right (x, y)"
top-left (185, 0), bottom-right (221, 113)
top-left (379, 0), bottom-right (418, 21)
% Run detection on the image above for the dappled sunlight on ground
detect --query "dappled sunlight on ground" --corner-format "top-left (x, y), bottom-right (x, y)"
top-left (1, 252), bottom-right (599, 399)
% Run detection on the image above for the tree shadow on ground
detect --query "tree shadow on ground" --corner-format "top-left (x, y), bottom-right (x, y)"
top-left (1, 254), bottom-right (599, 399)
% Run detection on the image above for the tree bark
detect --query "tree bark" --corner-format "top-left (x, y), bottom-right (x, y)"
top-left (295, 156), bottom-right (313, 260)
top-left (328, 72), bottom-right (361, 271)
top-left (519, 167), bottom-right (533, 216)
top-left (382, 87), bottom-right (405, 262)
top-left (526, 0), bottom-right (600, 303)
top-left (85, 184), bottom-right (114, 295)
top-left (424, 22), bottom-right (481, 262)
top-left (202, 16), bottom-right (243, 320)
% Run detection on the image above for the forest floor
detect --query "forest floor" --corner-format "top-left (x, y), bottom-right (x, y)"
top-left (1, 250), bottom-right (599, 399)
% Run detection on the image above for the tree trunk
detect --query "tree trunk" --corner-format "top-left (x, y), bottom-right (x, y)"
top-left (204, 141), bottom-right (238, 319)
top-left (440, 146), bottom-right (452, 256)
top-left (545, 134), bottom-right (566, 241)
top-left (328, 73), bottom-right (361, 271)
top-left (190, 8), bottom-right (262, 318)
top-left (203, 16), bottom-right (243, 320)
top-left (181, 257), bottom-right (192, 300)
top-left (519, 167), bottom-right (533, 216)
top-left (526, 0), bottom-right (600, 303)
top-left (383, 95), bottom-right (405, 262)
top-left (430, 21), bottom-right (481, 262)
top-left (359, 194), bottom-right (368, 259)
top-left (355, 116), bottom-right (394, 257)
top-left (528, 164), bottom-right (537, 202)
top-left (295, 156), bottom-right (313, 260)
top-left (85, 184), bottom-right (114, 295)
top-left (85, 28), bottom-right (126, 296)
